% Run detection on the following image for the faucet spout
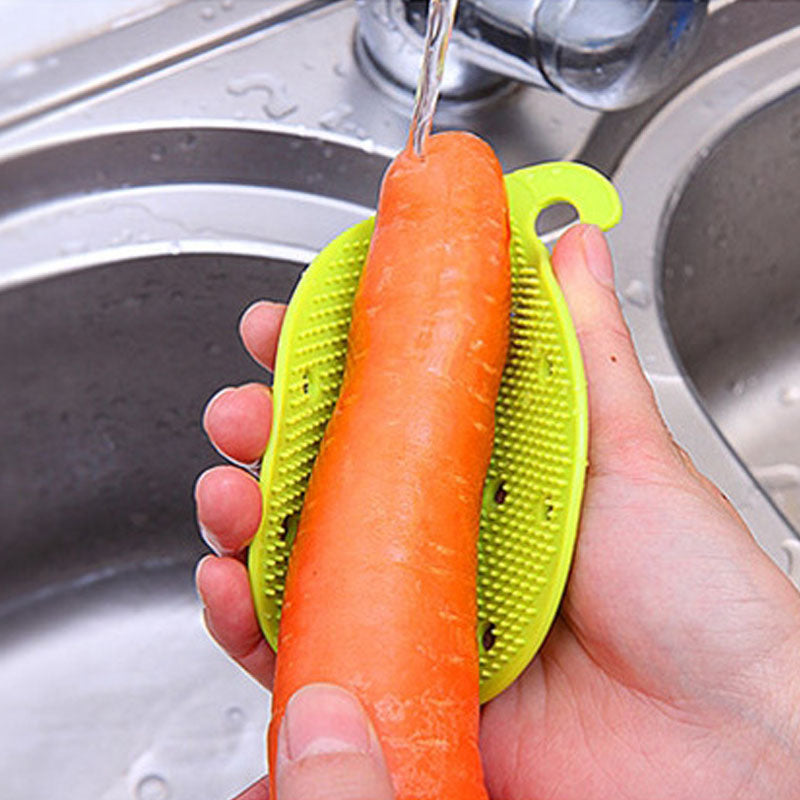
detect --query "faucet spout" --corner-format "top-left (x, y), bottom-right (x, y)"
top-left (357, 0), bottom-right (709, 109)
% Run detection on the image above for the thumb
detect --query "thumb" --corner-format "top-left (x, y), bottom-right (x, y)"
top-left (274, 684), bottom-right (395, 800)
top-left (551, 224), bottom-right (677, 474)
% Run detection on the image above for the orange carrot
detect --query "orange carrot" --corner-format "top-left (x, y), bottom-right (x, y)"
top-left (268, 131), bottom-right (511, 799)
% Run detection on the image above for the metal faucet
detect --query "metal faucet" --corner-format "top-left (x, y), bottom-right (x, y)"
top-left (356, 0), bottom-right (709, 109)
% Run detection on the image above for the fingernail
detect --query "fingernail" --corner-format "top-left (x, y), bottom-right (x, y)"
top-left (202, 386), bottom-right (236, 431)
top-left (281, 684), bottom-right (372, 762)
top-left (198, 520), bottom-right (224, 555)
top-left (194, 472), bottom-right (224, 554)
top-left (580, 224), bottom-right (615, 289)
top-left (194, 555), bottom-right (214, 605)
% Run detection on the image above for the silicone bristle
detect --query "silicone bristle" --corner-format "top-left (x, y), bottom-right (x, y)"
top-left (249, 222), bottom-right (374, 647)
top-left (474, 209), bottom-right (585, 697)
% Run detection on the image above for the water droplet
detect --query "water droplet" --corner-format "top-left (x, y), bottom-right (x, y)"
top-left (150, 144), bottom-right (166, 163)
top-left (221, 0), bottom-right (234, 9)
top-left (262, 98), bottom-right (297, 121)
top-left (319, 102), bottom-right (355, 132)
top-left (201, 6), bottom-right (216, 20)
top-left (60, 240), bottom-right (87, 256)
top-left (112, 228), bottom-right (134, 246)
top-left (226, 73), bottom-right (297, 119)
top-left (9, 59), bottom-right (38, 79)
top-left (730, 378), bottom-right (748, 397)
top-left (622, 279), bottom-right (651, 309)
top-left (204, 341), bottom-right (222, 357)
top-left (225, 706), bottom-right (247, 731)
top-left (179, 132), bottom-right (198, 151)
top-left (779, 386), bottom-right (800, 406)
top-left (683, 263), bottom-right (695, 278)
top-left (322, 145), bottom-right (335, 159)
top-left (136, 774), bottom-right (170, 800)
top-left (333, 61), bottom-right (348, 78)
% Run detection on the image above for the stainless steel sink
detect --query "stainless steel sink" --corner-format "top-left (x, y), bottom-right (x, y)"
top-left (1, 1), bottom-right (798, 798)
top-left (597, 0), bottom-right (800, 583)
top-left (663, 87), bottom-right (800, 533)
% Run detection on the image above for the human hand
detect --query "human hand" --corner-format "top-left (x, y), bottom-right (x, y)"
top-left (193, 303), bottom-right (395, 800)
top-left (194, 225), bottom-right (800, 799)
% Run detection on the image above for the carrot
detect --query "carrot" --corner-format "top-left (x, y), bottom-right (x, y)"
top-left (268, 131), bottom-right (511, 799)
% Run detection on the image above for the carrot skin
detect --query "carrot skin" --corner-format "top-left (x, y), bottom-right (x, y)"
top-left (268, 132), bottom-right (510, 799)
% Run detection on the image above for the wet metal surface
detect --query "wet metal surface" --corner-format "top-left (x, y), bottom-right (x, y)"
top-left (1, 1), bottom-right (799, 796)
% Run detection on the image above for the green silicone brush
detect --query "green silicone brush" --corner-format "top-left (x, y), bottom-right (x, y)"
top-left (248, 160), bottom-right (621, 702)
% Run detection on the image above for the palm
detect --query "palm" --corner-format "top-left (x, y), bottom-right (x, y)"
top-left (481, 463), bottom-right (798, 799)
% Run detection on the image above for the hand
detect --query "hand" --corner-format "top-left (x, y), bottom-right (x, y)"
top-left (194, 225), bottom-right (800, 800)
top-left (194, 303), bottom-right (395, 800)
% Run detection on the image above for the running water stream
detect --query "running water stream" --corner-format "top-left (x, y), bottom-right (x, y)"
top-left (408, 0), bottom-right (460, 157)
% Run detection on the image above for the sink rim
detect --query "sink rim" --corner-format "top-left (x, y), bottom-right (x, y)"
top-left (0, 120), bottom-right (393, 292)
top-left (608, 22), bottom-right (800, 580)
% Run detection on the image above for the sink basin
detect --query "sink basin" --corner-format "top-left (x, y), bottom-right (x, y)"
top-left (0, 1), bottom-right (798, 797)
top-left (662, 88), bottom-right (800, 531)
top-left (600, 0), bottom-right (800, 581)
